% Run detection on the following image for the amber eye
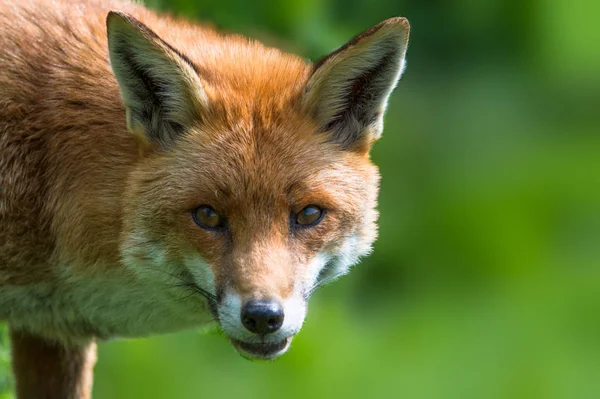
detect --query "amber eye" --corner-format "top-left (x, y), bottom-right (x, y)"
top-left (295, 206), bottom-right (324, 227)
top-left (192, 206), bottom-right (223, 230)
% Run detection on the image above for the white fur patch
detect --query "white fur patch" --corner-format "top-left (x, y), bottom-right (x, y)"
top-left (303, 233), bottom-right (366, 295)
top-left (183, 255), bottom-right (217, 297)
top-left (304, 252), bottom-right (330, 291)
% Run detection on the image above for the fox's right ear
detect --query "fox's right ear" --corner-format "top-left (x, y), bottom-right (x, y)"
top-left (106, 11), bottom-right (208, 148)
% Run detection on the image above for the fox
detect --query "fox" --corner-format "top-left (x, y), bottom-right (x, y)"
top-left (0, 0), bottom-right (410, 397)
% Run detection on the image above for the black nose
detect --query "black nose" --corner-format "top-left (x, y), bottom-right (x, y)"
top-left (241, 300), bottom-right (284, 335)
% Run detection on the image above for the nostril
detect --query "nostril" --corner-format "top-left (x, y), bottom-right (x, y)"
top-left (241, 300), bottom-right (284, 335)
top-left (243, 316), bottom-right (257, 331)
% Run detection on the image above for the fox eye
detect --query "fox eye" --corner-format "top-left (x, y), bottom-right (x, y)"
top-left (192, 206), bottom-right (223, 230)
top-left (295, 206), bottom-right (324, 227)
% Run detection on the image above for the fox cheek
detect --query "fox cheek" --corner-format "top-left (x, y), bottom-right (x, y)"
top-left (301, 233), bottom-right (369, 297)
top-left (181, 255), bottom-right (218, 297)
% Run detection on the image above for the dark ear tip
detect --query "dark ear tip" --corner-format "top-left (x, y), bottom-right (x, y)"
top-left (106, 10), bottom-right (126, 25)
top-left (106, 10), bottom-right (154, 41)
top-left (366, 17), bottom-right (410, 46)
top-left (339, 17), bottom-right (408, 51)
top-left (106, 10), bottom-right (142, 31)
top-left (377, 17), bottom-right (410, 35)
top-left (106, 11), bottom-right (126, 32)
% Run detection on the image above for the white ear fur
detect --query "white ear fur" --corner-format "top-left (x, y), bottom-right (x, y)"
top-left (106, 11), bottom-right (208, 147)
top-left (303, 18), bottom-right (410, 150)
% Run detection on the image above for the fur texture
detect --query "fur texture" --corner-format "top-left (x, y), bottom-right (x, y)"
top-left (0, 0), bottom-right (409, 397)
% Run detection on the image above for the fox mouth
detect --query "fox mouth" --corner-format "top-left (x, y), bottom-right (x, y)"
top-left (231, 337), bottom-right (291, 360)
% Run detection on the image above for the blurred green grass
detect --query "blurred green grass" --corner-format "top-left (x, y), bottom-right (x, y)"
top-left (0, 327), bottom-right (11, 398)
top-left (2, 0), bottom-right (600, 397)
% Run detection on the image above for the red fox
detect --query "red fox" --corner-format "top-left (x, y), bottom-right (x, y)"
top-left (0, 0), bottom-right (409, 397)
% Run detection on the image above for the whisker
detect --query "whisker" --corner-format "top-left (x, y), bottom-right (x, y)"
top-left (145, 266), bottom-right (192, 284)
top-left (118, 241), bottom-right (220, 319)
top-left (174, 290), bottom-right (199, 304)
top-left (173, 282), bottom-right (218, 302)
top-left (144, 266), bottom-right (218, 305)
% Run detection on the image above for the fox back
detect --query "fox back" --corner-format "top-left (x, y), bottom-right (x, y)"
top-left (0, 0), bottom-right (409, 364)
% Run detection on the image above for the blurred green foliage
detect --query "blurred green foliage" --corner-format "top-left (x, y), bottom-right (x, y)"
top-left (0, 328), bottom-right (10, 398)
top-left (2, 0), bottom-right (599, 397)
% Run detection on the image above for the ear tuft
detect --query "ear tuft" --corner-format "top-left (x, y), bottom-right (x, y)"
top-left (303, 17), bottom-right (410, 151)
top-left (107, 11), bottom-right (207, 148)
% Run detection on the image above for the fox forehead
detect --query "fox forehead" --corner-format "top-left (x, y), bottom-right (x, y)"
top-left (139, 117), bottom-right (379, 218)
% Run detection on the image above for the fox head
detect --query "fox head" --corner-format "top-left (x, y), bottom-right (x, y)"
top-left (107, 11), bottom-right (409, 359)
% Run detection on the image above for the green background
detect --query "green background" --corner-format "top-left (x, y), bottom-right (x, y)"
top-left (2, 0), bottom-right (600, 397)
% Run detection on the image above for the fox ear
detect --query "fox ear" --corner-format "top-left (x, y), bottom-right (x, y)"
top-left (303, 18), bottom-right (409, 151)
top-left (106, 11), bottom-right (208, 148)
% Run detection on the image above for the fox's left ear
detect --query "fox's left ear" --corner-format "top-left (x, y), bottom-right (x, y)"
top-left (302, 18), bottom-right (410, 152)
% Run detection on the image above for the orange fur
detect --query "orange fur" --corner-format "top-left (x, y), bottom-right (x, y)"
top-left (0, 0), bottom-right (409, 397)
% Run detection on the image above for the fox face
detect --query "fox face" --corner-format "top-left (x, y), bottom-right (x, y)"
top-left (108, 12), bottom-right (409, 359)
